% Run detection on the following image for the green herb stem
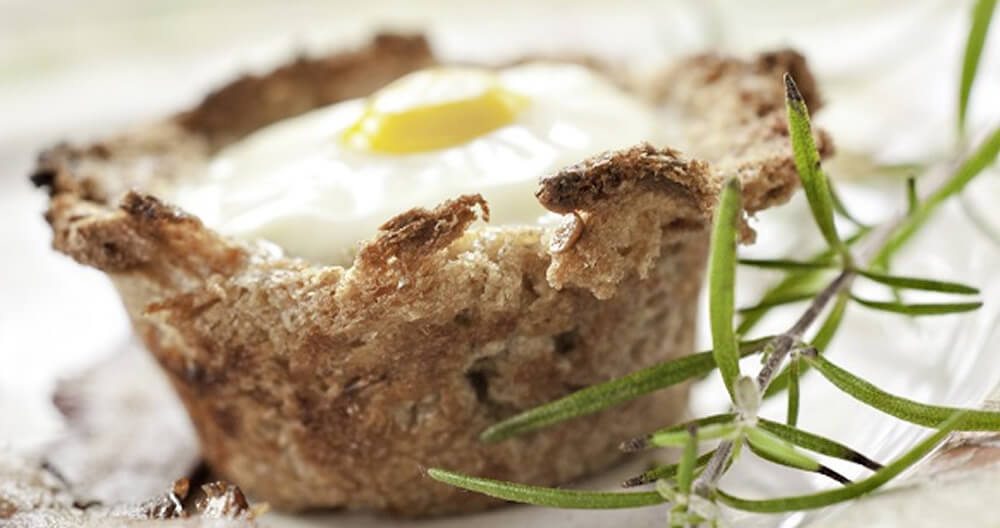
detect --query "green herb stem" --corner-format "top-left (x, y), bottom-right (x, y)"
top-left (426, 468), bottom-right (666, 509)
top-left (765, 291), bottom-right (850, 399)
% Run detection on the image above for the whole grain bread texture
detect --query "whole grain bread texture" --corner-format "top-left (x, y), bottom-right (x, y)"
top-left (31, 33), bottom-right (831, 515)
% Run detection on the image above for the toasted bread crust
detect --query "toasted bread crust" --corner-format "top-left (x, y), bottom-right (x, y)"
top-left (32, 34), bottom-right (831, 515)
top-left (177, 33), bottom-right (436, 150)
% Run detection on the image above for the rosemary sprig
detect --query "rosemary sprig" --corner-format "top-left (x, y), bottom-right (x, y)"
top-left (692, 57), bottom-right (999, 499)
top-left (432, 3), bottom-right (1000, 522)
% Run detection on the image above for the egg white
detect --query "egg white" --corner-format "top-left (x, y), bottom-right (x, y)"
top-left (171, 62), bottom-right (664, 265)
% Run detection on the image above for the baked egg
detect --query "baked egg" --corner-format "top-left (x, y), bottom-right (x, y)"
top-left (172, 63), bottom-right (664, 264)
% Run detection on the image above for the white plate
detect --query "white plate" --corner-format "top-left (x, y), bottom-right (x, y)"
top-left (2, 1), bottom-right (999, 526)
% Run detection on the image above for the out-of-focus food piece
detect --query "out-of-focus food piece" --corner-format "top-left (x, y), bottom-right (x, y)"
top-left (0, 453), bottom-right (261, 527)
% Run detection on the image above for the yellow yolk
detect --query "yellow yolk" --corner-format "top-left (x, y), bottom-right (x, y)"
top-left (341, 69), bottom-right (528, 153)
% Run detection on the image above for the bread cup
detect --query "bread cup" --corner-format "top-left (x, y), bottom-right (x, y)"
top-left (31, 33), bottom-right (830, 515)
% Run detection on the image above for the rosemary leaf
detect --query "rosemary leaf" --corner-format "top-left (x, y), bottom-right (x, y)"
top-left (426, 469), bottom-right (665, 509)
top-left (637, 413), bottom-right (739, 437)
top-left (480, 340), bottom-right (770, 442)
top-left (958, 0), bottom-right (998, 132)
top-left (784, 73), bottom-right (849, 260)
top-left (875, 125), bottom-right (1000, 265)
top-left (757, 418), bottom-right (882, 471)
top-left (855, 269), bottom-right (979, 294)
top-left (745, 426), bottom-right (821, 472)
top-left (906, 176), bottom-right (918, 215)
top-left (715, 412), bottom-right (966, 512)
top-left (787, 356), bottom-right (800, 427)
top-left (807, 354), bottom-right (1000, 430)
top-left (747, 443), bottom-right (851, 484)
top-left (634, 421), bottom-right (739, 451)
top-left (624, 451), bottom-right (716, 488)
top-left (745, 430), bottom-right (850, 484)
top-left (850, 295), bottom-right (982, 316)
top-left (649, 423), bottom-right (740, 448)
top-left (709, 177), bottom-right (743, 400)
top-left (738, 291), bottom-right (818, 315)
top-left (739, 258), bottom-right (835, 271)
top-left (764, 291), bottom-right (849, 399)
top-left (676, 426), bottom-right (699, 495)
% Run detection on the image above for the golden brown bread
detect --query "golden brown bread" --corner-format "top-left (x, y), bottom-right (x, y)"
top-left (31, 33), bottom-right (831, 515)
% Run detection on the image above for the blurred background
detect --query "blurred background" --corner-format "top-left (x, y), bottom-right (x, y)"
top-left (1, 1), bottom-right (999, 525)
